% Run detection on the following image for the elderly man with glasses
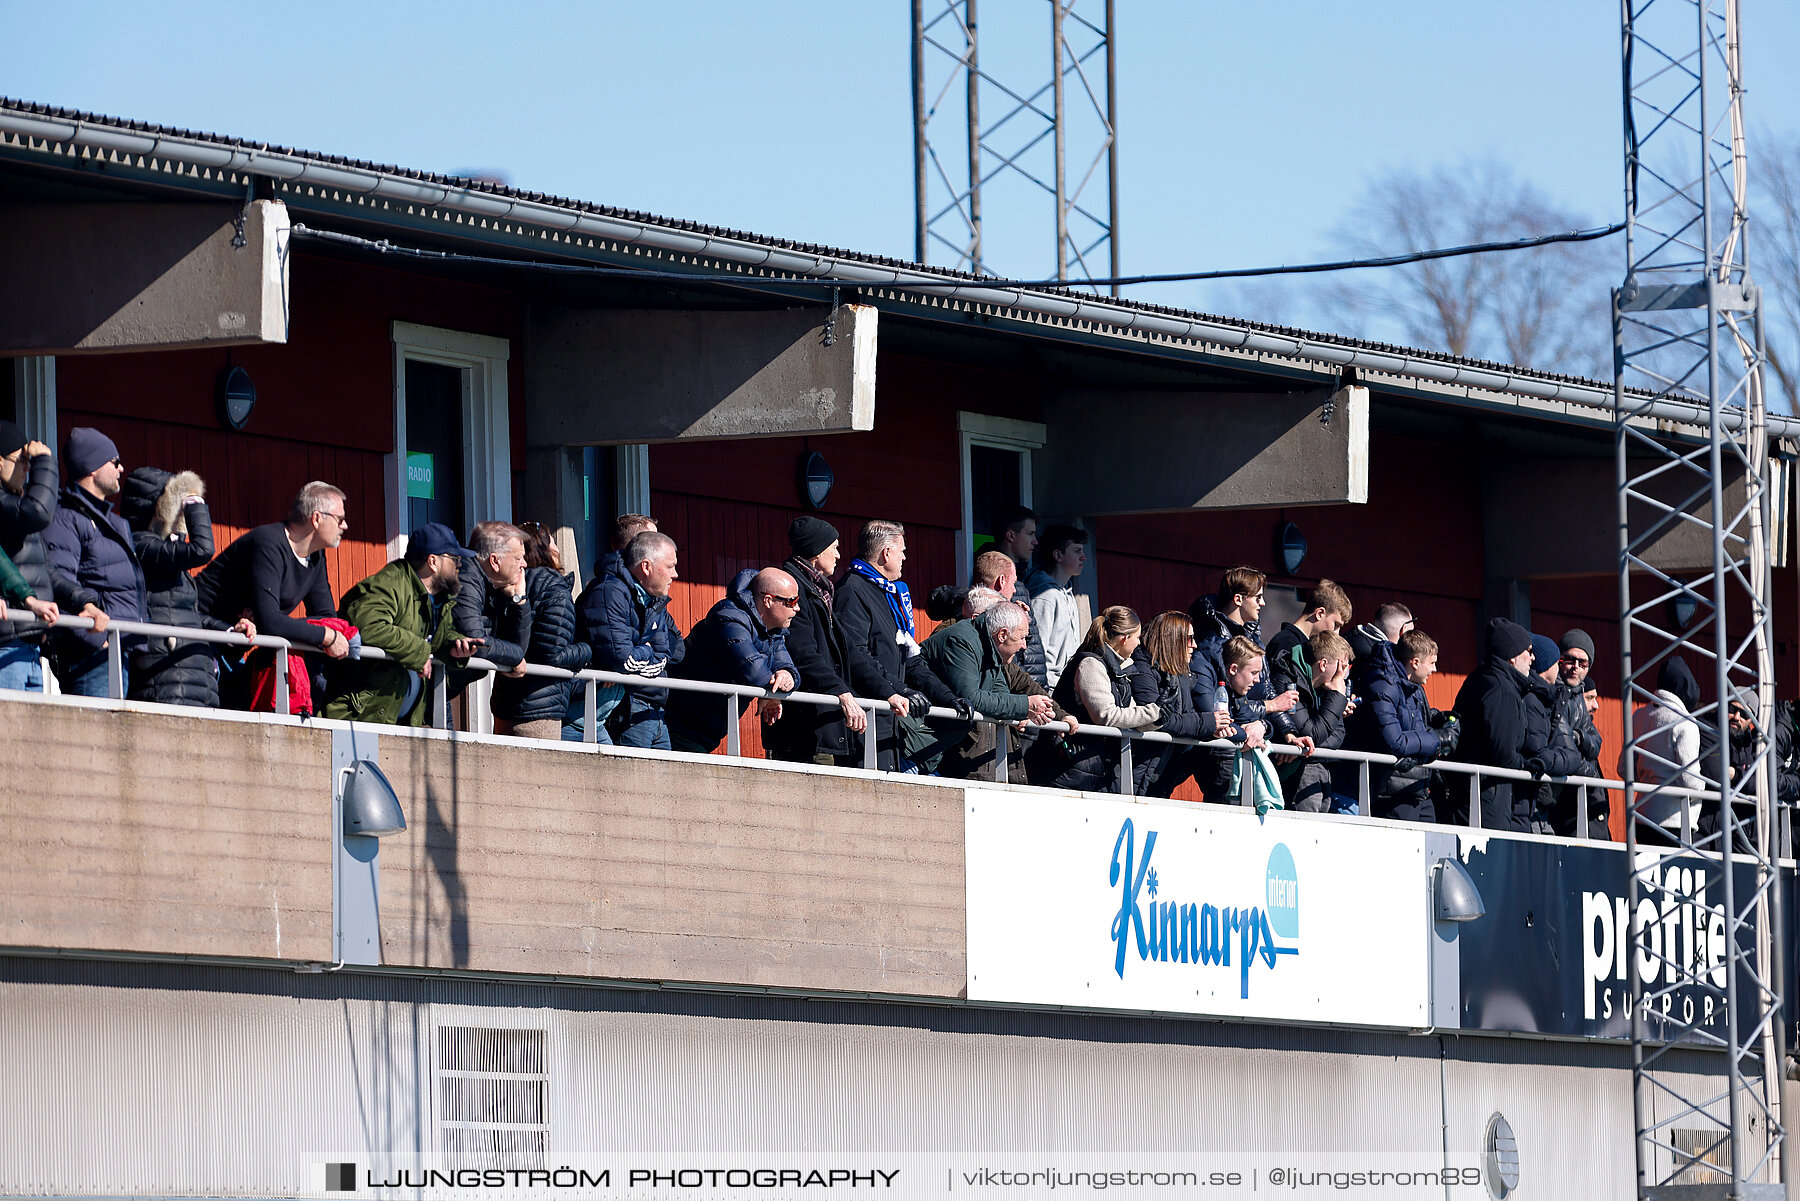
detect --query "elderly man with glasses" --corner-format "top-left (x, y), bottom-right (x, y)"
top-left (664, 567), bottom-right (800, 755)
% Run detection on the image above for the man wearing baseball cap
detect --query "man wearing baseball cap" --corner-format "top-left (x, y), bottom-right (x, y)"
top-left (319, 523), bottom-right (482, 726)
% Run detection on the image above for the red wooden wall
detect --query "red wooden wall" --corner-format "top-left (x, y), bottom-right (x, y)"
top-left (54, 251), bottom-right (527, 603)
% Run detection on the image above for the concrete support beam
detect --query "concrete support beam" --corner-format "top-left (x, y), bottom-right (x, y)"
top-left (1483, 455), bottom-right (1770, 578)
top-left (0, 200), bottom-right (289, 354)
top-left (525, 303), bottom-right (876, 444)
top-left (1042, 384), bottom-right (1369, 514)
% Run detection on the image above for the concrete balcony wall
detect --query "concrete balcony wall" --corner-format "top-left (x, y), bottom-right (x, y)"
top-left (0, 697), bottom-right (965, 999)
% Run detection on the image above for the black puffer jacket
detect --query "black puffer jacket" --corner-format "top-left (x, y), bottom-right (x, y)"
top-left (490, 566), bottom-right (588, 724)
top-left (0, 450), bottom-right (93, 644)
top-left (120, 467), bottom-right (224, 707)
top-left (1452, 656), bottom-right (1532, 831)
top-left (1129, 650), bottom-right (1204, 795)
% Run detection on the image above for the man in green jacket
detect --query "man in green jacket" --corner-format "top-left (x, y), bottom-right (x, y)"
top-left (321, 523), bottom-right (482, 725)
top-left (918, 599), bottom-right (1057, 778)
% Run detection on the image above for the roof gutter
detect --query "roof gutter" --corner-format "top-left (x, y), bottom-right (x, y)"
top-left (4, 104), bottom-right (1794, 439)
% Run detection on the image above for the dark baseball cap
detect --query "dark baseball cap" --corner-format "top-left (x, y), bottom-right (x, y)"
top-left (410, 522), bottom-right (475, 558)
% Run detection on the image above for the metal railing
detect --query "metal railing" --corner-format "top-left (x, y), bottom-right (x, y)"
top-left (8, 611), bottom-right (1767, 845)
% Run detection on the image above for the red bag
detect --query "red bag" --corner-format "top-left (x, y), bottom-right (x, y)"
top-left (247, 617), bottom-right (357, 715)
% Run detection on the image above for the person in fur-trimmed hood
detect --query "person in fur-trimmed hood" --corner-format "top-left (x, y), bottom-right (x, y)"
top-left (120, 466), bottom-right (250, 707)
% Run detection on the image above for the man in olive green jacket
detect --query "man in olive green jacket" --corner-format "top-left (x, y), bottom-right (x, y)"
top-left (919, 599), bottom-right (1065, 779)
top-left (321, 523), bottom-right (483, 726)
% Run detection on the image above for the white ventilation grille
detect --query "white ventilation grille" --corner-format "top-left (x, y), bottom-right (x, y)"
top-left (435, 1026), bottom-right (549, 1167)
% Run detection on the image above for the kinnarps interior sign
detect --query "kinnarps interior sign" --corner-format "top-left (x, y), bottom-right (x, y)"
top-left (964, 790), bottom-right (1433, 1027)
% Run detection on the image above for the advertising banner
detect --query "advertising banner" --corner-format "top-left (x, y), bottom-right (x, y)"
top-left (964, 789), bottom-right (1434, 1027)
top-left (1455, 836), bottom-right (1792, 1042)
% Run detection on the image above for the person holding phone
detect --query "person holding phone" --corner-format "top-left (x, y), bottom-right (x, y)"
top-left (319, 523), bottom-right (480, 726)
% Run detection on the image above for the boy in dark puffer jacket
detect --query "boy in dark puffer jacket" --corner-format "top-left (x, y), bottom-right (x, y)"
top-left (1344, 628), bottom-right (1456, 822)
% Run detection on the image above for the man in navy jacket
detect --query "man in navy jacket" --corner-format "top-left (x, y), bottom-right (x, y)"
top-left (666, 567), bottom-right (800, 754)
top-left (574, 529), bottom-right (684, 748)
top-left (44, 427), bottom-right (145, 697)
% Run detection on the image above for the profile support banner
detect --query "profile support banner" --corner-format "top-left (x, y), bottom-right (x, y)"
top-left (963, 790), bottom-right (1435, 1028)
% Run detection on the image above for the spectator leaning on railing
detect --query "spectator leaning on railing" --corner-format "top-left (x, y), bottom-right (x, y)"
top-left (578, 528), bottom-right (685, 749)
top-left (196, 482), bottom-right (350, 706)
top-left (561, 513), bottom-right (657, 742)
top-left (1345, 602), bottom-right (1413, 696)
top-left (451, 521), bottom-right (533, 694)
top-left (916, 598), bottom-right (1036, 780)
top-left (766, 516), bottom-right (872, 766)
top-left (1346, 628), bottom-right (1452, 823)
top-left (120, 466), bottom-right (251, 708)
top-left (665, 567), bottom-right (801, 755)
top-left (0, 422), bottom-right (92, 691)
top-left (490, 521), bottom-right (589, 741)
top-left (1129, 610), bottom-right (1208, 798)
top-left (1520, 634), bottom-right (1590, 834)
top-left (837, 519), bottom-right (960, 772)
top-left (1453, 618), bottom-right (1535, 831)
top-left (320, 523), bottom-right (480, 726)
top-left (43, 428), bottom-right (146, 698)
top-left (1034, 606), bottom-right (1160, 792)
top-left (1536, 629), bottom-right (1607, 837)
top-left (1280, 630), bottom-right (1354, 813)
top-left (1189, 567), bottom-right (1298, 803)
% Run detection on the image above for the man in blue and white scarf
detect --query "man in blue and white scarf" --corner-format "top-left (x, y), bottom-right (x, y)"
top-left (834, 519), bottom-right (963, 771)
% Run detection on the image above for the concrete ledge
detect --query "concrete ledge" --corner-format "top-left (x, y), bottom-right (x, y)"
top-left (0, 199), bottom-right (289, 354)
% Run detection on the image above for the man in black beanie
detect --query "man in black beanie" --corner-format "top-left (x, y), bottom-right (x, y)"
top-left (0, 421), bottom-right (105, 691)
top-left (1451, 617), bottom-right (1536, 830)
top-left (766, 515), bottom-right (880, 765)
top-left (44, 426), bottom-right (146, 696)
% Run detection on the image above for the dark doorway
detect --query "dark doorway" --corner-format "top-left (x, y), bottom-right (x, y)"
top-left (0, 362), bottom-right (15, 425)
top-left (968, 442), bottom-right (1024, 559)
top-left (405, 360), bottom-right (466, 536)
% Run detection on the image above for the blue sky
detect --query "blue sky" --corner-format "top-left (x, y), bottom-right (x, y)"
top-left (7, 1), bottom-right (1799, 331)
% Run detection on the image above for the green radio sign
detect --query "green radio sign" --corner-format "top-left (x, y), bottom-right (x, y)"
top-left (406, 452), bottom-right (435, 500)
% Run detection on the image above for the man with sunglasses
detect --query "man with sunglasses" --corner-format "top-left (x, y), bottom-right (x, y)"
top-left (665, 566), bottom-right (800, 755)
top-left (1542, 628), bottom-right (1606, 836)
top-left (43, 428), bottom-right (145, 697)
top-left (0, 421), bottom-right (107, 692)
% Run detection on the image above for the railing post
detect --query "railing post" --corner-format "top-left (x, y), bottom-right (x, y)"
top-left (724, 693), bottom-right (741, 757)
top-left (105, 626), bottom-right (123, 700)
top-left (994, 721), bottom-right (1009, 785)
top-left (1357, 760), bottom-right (1371, 816)
top-left (1578, 784), bottom-right (1589, 840)
top-left (1782, 804), bottom-right (1793, 861)
top-left (862, 705), bottom-right (879, 770)
top-left (584, 677), bottom-right (599, 744)
top-left (1681, 789), bottom-right (1693, 846)
top-left (430, 667), bottom-right (448, 729)
top-left (1118, 731), bottom-right (1134, 797)
top-left (1467, 772), bottom-right (1482, 829)
top-left (274, 645), bottom-right (290, 716)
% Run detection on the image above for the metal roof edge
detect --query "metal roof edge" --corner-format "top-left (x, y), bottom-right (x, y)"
top-left (3, 98), bottom-right (1793, 439)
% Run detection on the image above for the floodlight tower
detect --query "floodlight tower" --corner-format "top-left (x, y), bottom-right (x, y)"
top-left (1614, 0), bottom-right (1786, 1195)
top-left (910, 0), bottom-right (1119, 293)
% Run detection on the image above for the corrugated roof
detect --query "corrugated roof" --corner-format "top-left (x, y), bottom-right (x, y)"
top-left (0, 96), bottom-right (1623, 397)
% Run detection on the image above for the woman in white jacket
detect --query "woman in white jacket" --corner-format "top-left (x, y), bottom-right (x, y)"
top-left (1633, 657), bottom-right (1703, 837)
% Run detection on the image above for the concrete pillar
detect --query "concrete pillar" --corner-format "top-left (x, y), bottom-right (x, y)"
top-left (0, 200), bottom-right (289, 354)
top-left (525, 304), bottom-right (876, 445)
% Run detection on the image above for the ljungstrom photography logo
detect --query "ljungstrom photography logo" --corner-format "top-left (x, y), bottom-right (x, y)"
top-left (314, 1162), bottom-right (358, 1193)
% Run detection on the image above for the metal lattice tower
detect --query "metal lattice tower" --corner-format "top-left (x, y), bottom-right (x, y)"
top-left (1615, 0), bottom-right (1787, 1195)
top-left (909, 0), bottom-right (1119, 293)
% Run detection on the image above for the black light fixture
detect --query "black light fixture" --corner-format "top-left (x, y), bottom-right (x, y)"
top-left (1276, 521), bottom-right (1307, 575)
top-left (1670, 592), bottom-right (1700, 629)
top-left (216, 364), bottom-right (256, 431)
top-left (798, 450), bottom-right (834, 510)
